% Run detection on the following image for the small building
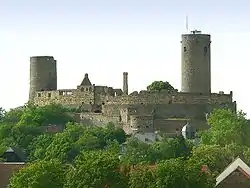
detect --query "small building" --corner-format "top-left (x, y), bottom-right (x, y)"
top-left (0, 147), bottom-right (26, 188)
top-left (216, 157), bottom-right (250, 188)
top-left (1, 147), bottom-right (26, 163)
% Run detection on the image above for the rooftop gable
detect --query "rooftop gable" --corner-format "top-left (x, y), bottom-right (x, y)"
top-left (216, 157), bottom-right (250, 186)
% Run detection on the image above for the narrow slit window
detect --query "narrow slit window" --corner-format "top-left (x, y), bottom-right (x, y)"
top-left (204, 46), bottom-right (208, 55)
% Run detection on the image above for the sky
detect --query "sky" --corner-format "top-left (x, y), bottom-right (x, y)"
top-left (0, 0), bottom-right (249, 117)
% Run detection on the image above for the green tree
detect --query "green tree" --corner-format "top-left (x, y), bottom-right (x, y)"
top-left (155, 158), bottom-right (187, 187)
top-left (120, 138), bottom-right (158, 165)
top-left (41, 123), bottom-right (126, 163)
top-left (201, 109), bottom-right (250, 147)
top-left (27, 134), bottom-right (54, 161)
top-left (9, 160), bottom-right (66, 188)
top-left (44, 130), bottom-right (79, 163)
top-left (0, 107), bottom-right (5, 121)
top-left (104, 123), bottom-right (126, 144)
top-left (223, 143), bottom-right (250, 166)
top-left (75, 132), bottom-right (102, 151)
top-left (188, 144), bottom-right (230, 175)
top-left (17, 103), bottom-right (74, 127)
top-left (152, 136), bottom-right (193, 161)
top-left (0, 104), bottom-right (75, 152)
top-left (1, 107), bottom-right (24, 125)
top-left (65, 150), bottom-right (128, 188)
top-left (128, 166), bottom-right (156, 188)
top-left (147, 81), bottom-right (176, 92)
top-left (155, 158), bottom-right (214, 188)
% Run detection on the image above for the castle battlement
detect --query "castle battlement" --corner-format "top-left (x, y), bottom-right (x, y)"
top-left (33, 82), bottom-right (233, 107)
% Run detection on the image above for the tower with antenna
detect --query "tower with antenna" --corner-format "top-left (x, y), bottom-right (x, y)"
top-left (181, 26), bottom-right (211, 94)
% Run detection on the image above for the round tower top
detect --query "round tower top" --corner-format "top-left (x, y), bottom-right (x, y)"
top-left (30, 56), bottom-right (54, 62)
top-left (182, 30), bottom-right (210, 38)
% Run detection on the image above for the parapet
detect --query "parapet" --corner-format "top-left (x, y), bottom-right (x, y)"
top-left (181, 30), bottom-right (210, 39)
top-left (30, 56), bottom-right (54, 61)
top-left (105, 90), bottom-right (233, 105)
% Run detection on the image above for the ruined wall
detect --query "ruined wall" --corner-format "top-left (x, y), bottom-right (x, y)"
top-left (80, 113), bottom-right (120, 127)
top-left (153, 119), bottom-right (209, 135)
top-left (103, 102), bottom-right (234, 121)
top-left (129, 115), bottom-right (154, 133)
top-left (33, 89), bottom-right (94, 107)
top-left (105, 91), bottom-right (233, 105)
top-left (33, 82), bottom-right (233, 110)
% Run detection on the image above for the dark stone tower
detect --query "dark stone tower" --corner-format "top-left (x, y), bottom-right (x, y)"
top-left (181, 30), bottom-right (211, 93)
top-left (123, 72), bottom-right (128, 95)
top-left (29, 56), bottom-right (57, 100)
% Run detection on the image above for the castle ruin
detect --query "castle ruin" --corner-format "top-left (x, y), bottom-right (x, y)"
top-left (29, 31), bottom-right (237, 135)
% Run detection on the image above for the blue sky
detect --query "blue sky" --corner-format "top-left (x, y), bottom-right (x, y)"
top-left (0, 0), bottom-right (249, 117)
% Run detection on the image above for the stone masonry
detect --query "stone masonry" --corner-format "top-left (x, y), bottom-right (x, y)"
top-left (29, 31), bottom-right (237, 135)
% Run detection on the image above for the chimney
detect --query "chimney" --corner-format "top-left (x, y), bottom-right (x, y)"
top-left (123, 72), bottom-right (128, 95)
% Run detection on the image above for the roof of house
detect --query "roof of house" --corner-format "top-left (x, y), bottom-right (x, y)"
top-left (216, 157), bottom-right (250, 186)
top-left (4, 147), bottom-right (26, 162)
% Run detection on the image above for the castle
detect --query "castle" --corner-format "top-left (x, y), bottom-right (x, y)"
top-left (29, 30), bottom-right (237, 135)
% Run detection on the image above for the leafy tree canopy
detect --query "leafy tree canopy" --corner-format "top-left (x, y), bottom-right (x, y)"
top-left (155, 158), bottom-right (214, 188)
top-left (146, 81), bottom-right (176, 92)
top-left (0, 107), bottom-right (5, 121)
top-left (2, 102), bottom-right (250, 188)
top-left (201, 109), bottom-right (250, 147)
top-left (65, 150), bottom-right (128, 188)
top-left (9, 160), bottom-right (66, 188)
top-left (0, 104), bottom-right (75, 149)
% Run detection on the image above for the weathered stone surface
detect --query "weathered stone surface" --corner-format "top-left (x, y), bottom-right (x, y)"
top-left (28, 32), bottom-right (237, 135)
top-left (181, 32), bottom-right (211, 93)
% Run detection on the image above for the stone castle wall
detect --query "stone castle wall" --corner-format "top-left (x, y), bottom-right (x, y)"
top-left (80, 113), bottom-right (120, 127)
top-left (130, 115), bottom-right (154, 132)
top-left (103, 102), bottom-right (235, 120)
top-left (29, 31), bottom-right (237, 136)
top-left (31, 80), bottom-right (236, 135)
top-left (105, 91), bottom-right (232, 105)
top-left (33, 89), bottom-right (95, 107)
top-left (33, 88), bottom-right (233, 107)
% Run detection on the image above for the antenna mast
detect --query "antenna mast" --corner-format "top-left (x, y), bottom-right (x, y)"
top-left (186, 15), bottom-right (189, 33)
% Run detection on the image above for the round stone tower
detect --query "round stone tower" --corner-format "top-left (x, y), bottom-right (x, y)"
top-left (29, 56), bottom-right (57, 100)
top-left (181, 30), bottom-right (211, 93)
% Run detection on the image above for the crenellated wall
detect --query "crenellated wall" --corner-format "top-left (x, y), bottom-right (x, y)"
top-left (105, 91), bottom-right (233, 105)
top-left (33, 89), bottom-right (95, 106)
top-left (33, 84), bottom-right (233, 108)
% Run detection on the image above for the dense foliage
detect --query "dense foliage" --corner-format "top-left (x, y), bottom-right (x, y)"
top-left (0, 103), bottom-right (249, 187)
top-left (146, 81), bottom-right (176, 92)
